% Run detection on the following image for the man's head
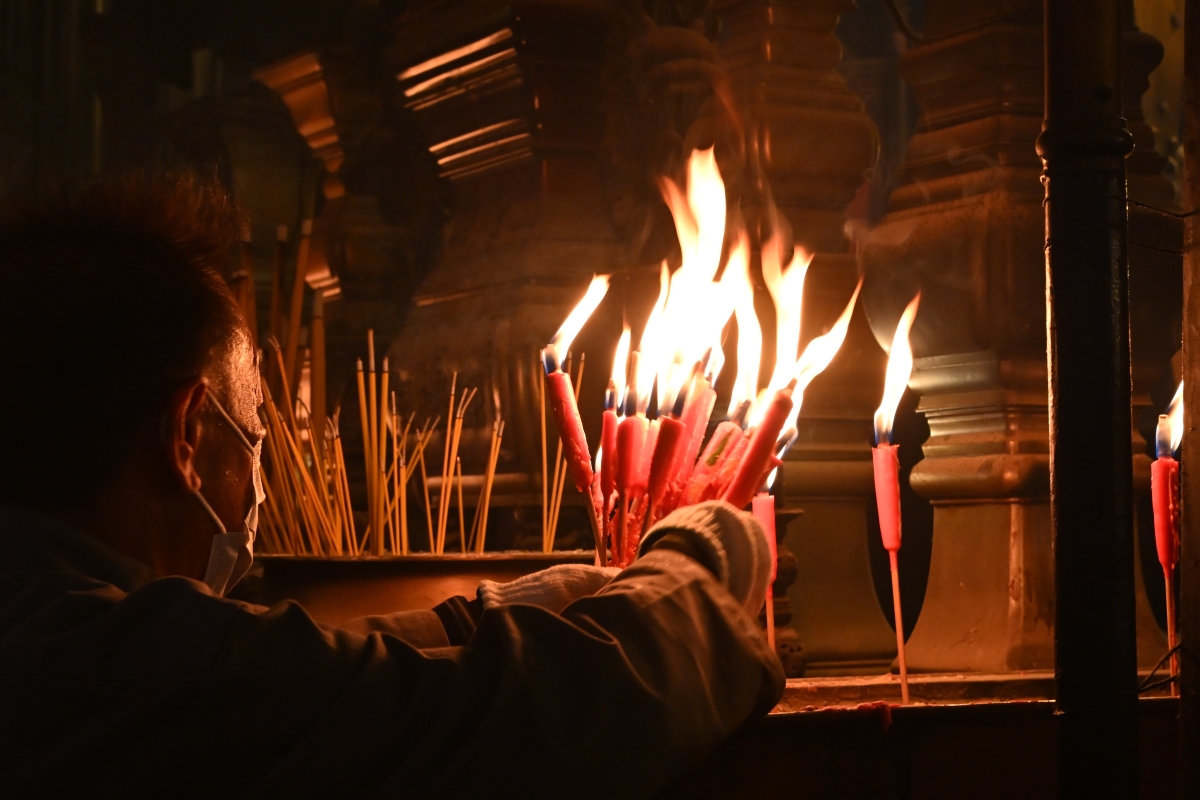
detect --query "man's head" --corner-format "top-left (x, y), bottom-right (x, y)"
top-left (0, 173), bottom-right (265, 581)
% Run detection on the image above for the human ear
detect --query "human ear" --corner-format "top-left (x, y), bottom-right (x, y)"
top-left (165, 380), bottom-right (208, 493)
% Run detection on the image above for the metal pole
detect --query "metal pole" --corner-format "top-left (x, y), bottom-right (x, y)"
top-left (1179, 0), bottom-right (1200, 793)
top-left (1037, 0), bottom-right (1139, 796)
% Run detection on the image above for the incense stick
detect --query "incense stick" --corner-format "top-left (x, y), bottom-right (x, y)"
top-left (540, 358), bottom-right (548, 549)
top-left (283, 219), bottom-right (312, 398)
top-left (456, 457), bottom-right (466, 553)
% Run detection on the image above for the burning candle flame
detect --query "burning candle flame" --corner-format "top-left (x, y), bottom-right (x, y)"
top-left (1156, 380), bottom-right (1184, 458)
top-left (725, 232), bottom-right (761, 416)
top-left (750, 281), bottom-right (862, 430)
top-left (636, 264), bottom-right (671, 412)
top-left (873, 293), bottom-right (920, 446)
top-left (766, 426), bottom-right (799, 489)
top-left (651, 149), bottom-right (738, 412)
top-left (545, 275), bottom-right (610, 371)
top-left (762, 227), bottom-right (813, 395)
top-left (609, 325), bottom-right (631, 412)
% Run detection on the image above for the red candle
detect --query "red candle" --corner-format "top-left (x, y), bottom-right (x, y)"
top-left (752, 492), bottom-right (778, 651)
top-left (722, 384), bottom-right (795, 509)
top-left (872, 444), bottom-right (902, 552)
top-left (635, 419), bottom-right (660, 495)
top-left (648, 416), bottom-right (686, 509)
top-left (545, 369), bottom-right (594, 494)
top-left (1151, 456), bottom-right (1180, 575)
top-left (872, 440), bottom-right (909, 704)
top-left (684, 420), bottom-right (739, 504)
top-left (600, 409), bottom-right (619, 505)
top-left (616, 415), bottom-right (647, 497)
top-left (675, 384), bottom-right (717, 484)
top-left (1152, 402), bottom-right (1183, 691)
top-left (708, 430), bottom-right (749, 502)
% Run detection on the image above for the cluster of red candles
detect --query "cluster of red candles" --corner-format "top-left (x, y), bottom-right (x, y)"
top-left (538, 148), bottom-right (925, 703)
top-left (539, 272), bottom-right (862, 570)
top-left (540, 325), bottom-right (796, 568)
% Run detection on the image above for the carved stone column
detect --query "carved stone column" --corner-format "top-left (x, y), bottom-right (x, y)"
top-left (711, 0), bottom-right (892, 674)
top-left (861, 0), bottom-right (1180, 673)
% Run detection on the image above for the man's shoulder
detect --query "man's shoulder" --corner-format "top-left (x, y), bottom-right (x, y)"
top-left (0, 569), bottom-right (238, 679)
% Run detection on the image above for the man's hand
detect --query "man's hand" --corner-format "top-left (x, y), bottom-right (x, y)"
top-left (637, 500), bottom-right (772, 614)
top-left (478, 564), bottom-right (621, 614)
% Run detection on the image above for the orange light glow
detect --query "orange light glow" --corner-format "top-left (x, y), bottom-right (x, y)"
top-left (546, 275), bottom-right (610, 370)
top-left (610, 325), bottom-right (632, 410)
top-left (873, 293), bottom-right (920, 445)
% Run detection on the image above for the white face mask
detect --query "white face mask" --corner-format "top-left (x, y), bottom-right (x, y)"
top-left (192, 392), bottom-right (264, 596)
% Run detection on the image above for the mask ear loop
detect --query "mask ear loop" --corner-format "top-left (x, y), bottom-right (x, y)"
top-left (204, 391), bottom-right (256, 454)
top-left (193, 486), bottom-right (231, 534)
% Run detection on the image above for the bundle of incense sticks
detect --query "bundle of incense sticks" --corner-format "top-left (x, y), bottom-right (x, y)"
top-left (257, 339), bottom-right (358, 555)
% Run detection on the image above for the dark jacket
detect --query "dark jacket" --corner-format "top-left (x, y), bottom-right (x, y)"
top-left (0, 504), bottom-right (783, 799)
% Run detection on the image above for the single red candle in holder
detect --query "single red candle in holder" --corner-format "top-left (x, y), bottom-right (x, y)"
top-left (1151, 381), bottom-right (1183, 693)
top-left (542, 275), bottom-right (610, 564)
top-left (872, 293), bottom-right (920, 705)
top-left (752, 492), bottom-right (778, 651)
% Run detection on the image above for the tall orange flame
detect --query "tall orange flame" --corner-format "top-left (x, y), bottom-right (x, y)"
top-left (610, 324), bottom-right (631, 410)
top-left (762, 227), bottom-right (813, 395)
top-left (724, 231), bottom-right (760, 414)
top-left (873, 293), bottom-right (920, 445)
top-left (546, 275), bottom-right (610, 369)
top-left (756, 281), bottom-right (861, 431)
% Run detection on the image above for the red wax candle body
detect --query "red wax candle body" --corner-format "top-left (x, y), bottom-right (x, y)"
top-left (1151, 456), bottom-right (1180, 573)
top-left (601, 410), bottom-right (619, 504)
top-left (752, 493), bottom-right (778, 582)
top-left (648, 416), bottom-right (685, 507)
top-left (708, 431), bottom-right (749, 502)
top-left (616, 415), bottom-right (647, 495)
top-left (872, 444), bottom-right (901, 552)
top-left (685, 421), bottom-right (739, 504)
top-left (635, 419), bottom-right (660, 494)
top-left (545, 370), bottom-right (594, 493)
top-left (722, 387), bottom-right (794, 509)
top-left (676, 385), bottom-right (717, 483)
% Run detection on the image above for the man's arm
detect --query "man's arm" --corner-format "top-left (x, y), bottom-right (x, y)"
top-left (206, 507), bottom-right (783, 799)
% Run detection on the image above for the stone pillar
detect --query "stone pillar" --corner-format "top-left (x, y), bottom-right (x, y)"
top-left (712, 0), bottom-right (894, 675)
top-left (861, 0), bottom-right (1180, 673)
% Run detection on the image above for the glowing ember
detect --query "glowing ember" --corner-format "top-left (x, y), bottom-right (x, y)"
top-left (873, 293), bottom-right (921, 446)
top-left (545, 275), bottom-right (610, 371)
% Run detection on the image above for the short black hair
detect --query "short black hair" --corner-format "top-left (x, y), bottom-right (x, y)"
top-left (0, 173), bottom-right (247, 511)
